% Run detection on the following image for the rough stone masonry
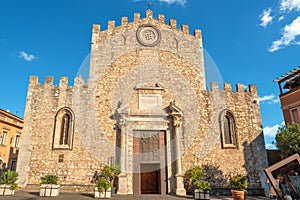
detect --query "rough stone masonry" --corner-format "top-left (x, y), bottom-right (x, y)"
top-left (17, 10), bottom-right (268, 195)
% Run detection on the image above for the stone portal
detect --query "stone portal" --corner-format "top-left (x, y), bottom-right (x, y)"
top-left (116, 85), bottom-right (186, 195)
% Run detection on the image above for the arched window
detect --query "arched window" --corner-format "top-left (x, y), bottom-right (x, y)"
top-left (53, 107), bottom-right (74, 150)
top-left (60, 113), bottom-right (70, 145)
top-left (220, 110), bottom-right (238, 149)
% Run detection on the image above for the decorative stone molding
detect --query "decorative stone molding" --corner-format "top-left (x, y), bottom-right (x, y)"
top-left (136, 26), bottom-right (161, 47)
top-left (168, 100), bottom-right (182, 127)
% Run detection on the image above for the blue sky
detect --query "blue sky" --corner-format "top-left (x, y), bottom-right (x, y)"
top-left (0, 0), bottom-right (299, 149)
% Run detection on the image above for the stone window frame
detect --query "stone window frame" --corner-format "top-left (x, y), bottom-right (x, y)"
top-left (52, 107), bottom-right (75, 150)
top-left (219, 109), bottom-right (238, 149)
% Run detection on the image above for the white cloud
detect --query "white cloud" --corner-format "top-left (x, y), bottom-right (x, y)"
top-left (279, 16), bottom-right (285, 21)
top-left (280, 0), bottom-right (300, 12)
top-left (159, 0), bottom-right (186, 6)
top-left (19, 51), bottom-right (36, 62)
top-left (263, 122), bottom-right (285, 137)
top-left (264, 124), bottom-right (279, 137)
top-left (269, 16), bottom-right (300, 52)
top-left (260, 8), bottom-right (273, 27)
top-left (265, 143), bottom-right (277, 149)
top-left (259, 94), bottom-right (280, 104)
top-left (264, 124), bottom-right (280, 137)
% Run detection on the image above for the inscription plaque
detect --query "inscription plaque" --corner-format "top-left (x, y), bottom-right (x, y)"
top-left (139, 96), bottom-right (161, 110)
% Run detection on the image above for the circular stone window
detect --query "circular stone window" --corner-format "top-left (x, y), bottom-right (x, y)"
top-left (136, 26), bottom-right (161, 47)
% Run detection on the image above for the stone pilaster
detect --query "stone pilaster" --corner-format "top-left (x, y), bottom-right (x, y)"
top-left (117, 115), bottom-right (128, 194)
top-left (174, 118), bottom-right (186, 196)
top-left (169, 102), bottom-right (186, 196)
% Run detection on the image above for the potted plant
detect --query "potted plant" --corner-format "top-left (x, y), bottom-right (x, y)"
top-left (194, 180), bottom-right (211, 200)
top-left (39, 174), bottom-right (60, 197)
top-left (185, 166), bottom-right (203, 193)
top-left (185, 166), bottom-right (211, 198)
top-left (0, 170), bottom-right (18, 196)
top-left (229, 175), bottom-right (248, 200)
top-left (95, 178), bottom-right (111, 199)
top-left (102, 165), bottom-right (120, 194)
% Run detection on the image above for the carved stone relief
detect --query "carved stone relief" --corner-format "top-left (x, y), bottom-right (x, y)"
top-left (137, 26), bottom-right (161, 47)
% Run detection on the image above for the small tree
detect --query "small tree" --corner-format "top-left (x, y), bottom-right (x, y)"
top-left (275, 122), bottom-right (300, 158)
top-left (102, 165), bottom-right (121, 187)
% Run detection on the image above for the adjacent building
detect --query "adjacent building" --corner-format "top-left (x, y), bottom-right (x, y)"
top-left (0, 109), bottom-right (23, 173)
top-left (274, 67), bottom-right (300, 124)
top-left (17, 10), bottom-right (268, 195)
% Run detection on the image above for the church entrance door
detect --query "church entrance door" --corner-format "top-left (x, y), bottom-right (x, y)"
top-left (140, 164), bottom-right (159, 194)
top-left (132, 130), bottom-right (167, 194)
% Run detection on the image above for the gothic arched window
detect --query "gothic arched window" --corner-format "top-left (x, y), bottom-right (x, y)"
top-left (53, 107), bottom-right (74, 150)
top-left (220, 110), bottom-right (238, 149)
top-left (59, 113), bottom-right (70, 145)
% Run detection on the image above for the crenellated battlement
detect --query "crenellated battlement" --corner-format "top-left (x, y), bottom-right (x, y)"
top-left (29, 76), bottom-right (86, 88)
top-left (91, 9), bottom-right (202, 40)
top-left (209, 82), bottom-right (258, 95)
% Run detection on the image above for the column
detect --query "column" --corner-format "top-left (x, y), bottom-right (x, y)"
top-left (117, 117), bottom-right (128, 194)
top-left (173, 115), bottom-right (186, 196)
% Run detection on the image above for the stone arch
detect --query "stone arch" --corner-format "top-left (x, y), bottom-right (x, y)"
top-left (52, 107), bottom-right (75, 150)
top-left (219, 109), bottom-right (238, 149)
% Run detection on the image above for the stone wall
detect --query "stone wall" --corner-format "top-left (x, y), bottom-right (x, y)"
top-left (17, 10), bottom-right (268, 194)
top-left (17, 76), bottom-right (105, 187)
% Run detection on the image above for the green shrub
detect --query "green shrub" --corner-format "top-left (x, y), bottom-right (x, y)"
top-left (102, 165), bottom-right (121, 186)
top-left (185, 166), bottom-right (203, 183)
top-left (9, 182), bottom-right (18, 190)
top-left (229, 175), bottom-right (247, 191)
top-left (194, 180), bottom-right (211, 192)
top-left (185, 166), bottom-right (205, 194)
top-left (0, 171), bottom-right (18, 190)
top-left (40, 175), bottom-right (58, 184)
top-left (97, 178), bottom-right (111, 193)
top-left (275, 122), bottom-right (300, 158)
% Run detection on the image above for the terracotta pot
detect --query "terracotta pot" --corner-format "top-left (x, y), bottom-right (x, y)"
top-left (231, 190), bottom-right (246, 200)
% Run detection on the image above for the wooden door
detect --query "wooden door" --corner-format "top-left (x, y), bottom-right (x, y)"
top-left (140, 164), bottom-right (159, 194)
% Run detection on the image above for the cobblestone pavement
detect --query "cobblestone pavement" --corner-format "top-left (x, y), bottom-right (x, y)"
top-left (0, 190), bottom-right (271, 200)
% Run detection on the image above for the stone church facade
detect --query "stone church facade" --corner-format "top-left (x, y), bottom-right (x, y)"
top-left (17, 10), bottom-right (268, 195)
